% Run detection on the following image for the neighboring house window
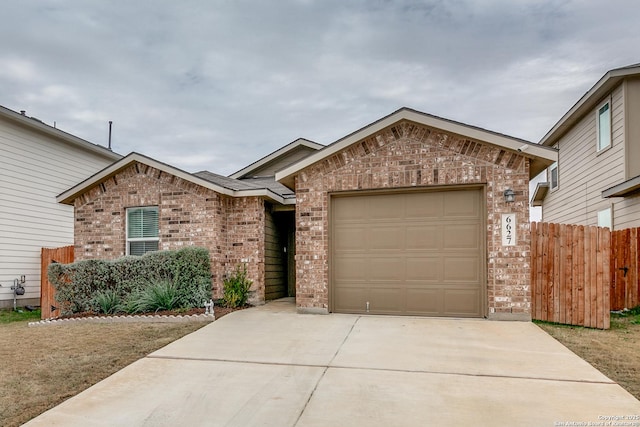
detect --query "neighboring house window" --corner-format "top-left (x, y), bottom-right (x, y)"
top-left (126, 206), bottom-right (159, 255)
top-left (597, 207), bottom-right (612, 229)
top-left (549, 162), bottom-right (559, 190)
top-left (596, 100), bottom-right (611, 152)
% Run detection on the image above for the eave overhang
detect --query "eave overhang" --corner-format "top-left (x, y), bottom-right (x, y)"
top-left (530, 182), bottom-right (550, 207)
top-left (0, 105), bottom-right (121, 161)
top-left (229, 138), bottom-right (323, 179)
top-left (57, 152), bottom-right (294, 206)
top-left (276, 107), bottom-right (558, 189)
top-left (540, 64), bottom-right (640, 146)
top-left (602, 175), bottom-right (640, 198)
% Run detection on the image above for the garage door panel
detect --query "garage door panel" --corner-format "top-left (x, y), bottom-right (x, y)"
top-left (444, 289), bottom-right (481, 316)
top-left (442, 224), bottom-right (480, 249)
top-left (369, 257), bottom-right (404, 280)
top-left (333, 197), bottom-right (367, 220)
top-left (332, 188), bottom-right (484, 317)
top-left (405, 288), bottom-right (442, 314)
top-left (334, 227), bottom-right (367, 251)
top-left (333, 287), bottom-right (367, 312)
top-left (405, 226), bottom-right (440, 250)
top-left (405, 192), bottom-right (443, 218)
top-left (368, 196), bottom-right (403, 220)
top-left (444, 257), bottom-right (480, 282)
top-left (443, 190), bottom-right (480, 217)
top-left (369, 288), bottom-right (404, 313)
top-left (334, 257), bottom-right (367, 281)
top-left (369, 226), bottom-right (404, 250)
top-left (406, 257), bottom-right (440, 281)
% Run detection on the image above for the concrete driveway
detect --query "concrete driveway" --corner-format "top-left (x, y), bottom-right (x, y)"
top-left (24, 299), bottom-right (640, 427)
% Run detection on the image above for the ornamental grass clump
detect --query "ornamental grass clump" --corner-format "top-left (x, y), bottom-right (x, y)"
top-left (137, 278), bottom-right (180, 313)
top-left (222, 264), bottom-right (253, 308)
top-left (123, 290), bottom-right (147, 315)
top-left (93, 289), bottom-right (122, 315)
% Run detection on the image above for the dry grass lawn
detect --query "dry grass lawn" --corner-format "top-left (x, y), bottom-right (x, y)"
top-left (537, 310), bottom-right (640, 401)
top-left (0, 318), bottom-right (207, 427)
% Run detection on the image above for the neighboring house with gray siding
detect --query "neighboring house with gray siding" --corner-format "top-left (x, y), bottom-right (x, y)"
top-left (532, 64), bottom-right (640, 230)
top-left (0, 106), bottom-right (121, 308)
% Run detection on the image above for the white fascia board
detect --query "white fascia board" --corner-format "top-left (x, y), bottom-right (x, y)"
top-left (232, 188), bottom-right (289, 204)
top-left (57, 152), bottom-right (293, 206)
top-left (276, 108), bottom-right (557, 184)
top-left (229, 138), bottom-right (324, 179)
top-left (539, 65), bottom-right (640, 146)
top-left (57, 153), bottom-right (236, 204)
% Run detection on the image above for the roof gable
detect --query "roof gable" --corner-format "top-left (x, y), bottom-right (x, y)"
top-left (540, 63), bottom-right (640, 146)
top-left (275, 108), bottom-right (557, 188)
top-left (229, 138), bottom-right (323, 179)
top-left (57, 152), bottom-right (295, 206)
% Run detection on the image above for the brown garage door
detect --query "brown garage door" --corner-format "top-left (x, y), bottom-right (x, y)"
top-left (331, 188), bottom-right (484, 317)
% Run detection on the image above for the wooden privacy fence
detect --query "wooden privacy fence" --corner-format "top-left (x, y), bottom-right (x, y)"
top-left (41, 245), bottom-right (74, 319)
top-left (531, 222), bottom-right (610, 329)
top-left (611, 227), bottom-right (640, 311)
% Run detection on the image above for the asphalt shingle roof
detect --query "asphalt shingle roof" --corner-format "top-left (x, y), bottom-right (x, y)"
top-left (194, 171), bottom-right (295, 199)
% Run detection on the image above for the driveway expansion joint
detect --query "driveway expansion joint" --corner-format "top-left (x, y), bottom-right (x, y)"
top-left (145, 354), bottom-right (617, 386)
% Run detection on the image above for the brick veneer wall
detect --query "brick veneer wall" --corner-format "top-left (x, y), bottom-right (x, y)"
top-left (72, 162), bottom-right (266, 304)
top-left (225, 196), bottom-right (266, 304)
top-left (294, 120), bottom-right (531, 320)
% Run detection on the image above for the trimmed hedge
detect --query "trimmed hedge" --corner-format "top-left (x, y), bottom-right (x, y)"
top-left (48, 247), bottom-right (212, 315)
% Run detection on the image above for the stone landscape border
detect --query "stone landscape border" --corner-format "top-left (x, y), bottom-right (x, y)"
top-left (28, 313), bottom-right (215, 327)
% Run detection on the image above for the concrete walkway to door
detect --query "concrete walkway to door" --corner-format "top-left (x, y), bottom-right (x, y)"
top-left (24, 298), bottom-right (640, 427)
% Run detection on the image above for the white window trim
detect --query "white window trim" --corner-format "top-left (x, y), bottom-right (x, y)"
top-left (549, 162), bottom-right (559, 191)
top-left (126, 206), bottom-right (159, 256)
top-left (596, 99), bottom-right (611, 153)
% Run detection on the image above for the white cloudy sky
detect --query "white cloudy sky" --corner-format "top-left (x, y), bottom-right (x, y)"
top-left (2, 1), bottom-right (639, 175)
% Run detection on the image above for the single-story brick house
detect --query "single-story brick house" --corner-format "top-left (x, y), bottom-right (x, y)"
top-left (58, 108), bottom-right (557, 320)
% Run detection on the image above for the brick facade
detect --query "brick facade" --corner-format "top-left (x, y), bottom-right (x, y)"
top-left (72, 162), bottom-right (266, 304)
top-left (294, 120), bottom-right (531, 319)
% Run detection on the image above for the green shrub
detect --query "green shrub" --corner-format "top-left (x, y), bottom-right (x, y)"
top-left (136, 278), bottom-right (180, 313)
top-left (93, 289), bottom-right (122, 314)
top-left (222, 264), bottom-right (253, 308)
top-left (48, 247), bottom-right (212, 316)
top-left (49, 259), bottom-right (114, 314)
top-left (171, 247), bottom-right (213, 307)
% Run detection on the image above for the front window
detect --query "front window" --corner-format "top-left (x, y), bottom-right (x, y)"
top-left (126, 206), bottom-right (159, 255)
top-left (549, 162), bottom-right (558, 190)
top-left (597, 101), bottom-right (611, 152)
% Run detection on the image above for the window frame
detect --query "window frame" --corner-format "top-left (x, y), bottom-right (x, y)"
top-left (596, 99), bottom-right (611, 153)
top-left (549, 162), bottom-right (559, 191)
top-left (126, 206), bottom-right (159, 256)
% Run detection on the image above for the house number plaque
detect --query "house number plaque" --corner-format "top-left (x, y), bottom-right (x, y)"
top-left (501, 213), bottom-right (516, 246)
